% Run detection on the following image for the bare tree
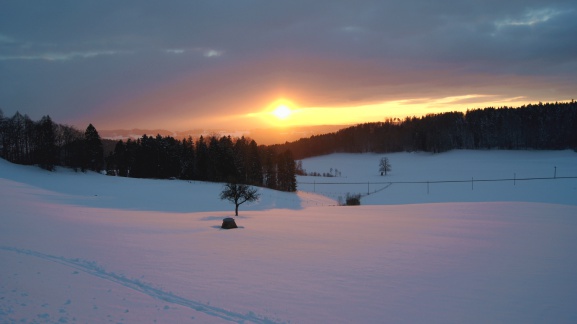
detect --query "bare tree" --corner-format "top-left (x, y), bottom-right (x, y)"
top-left (220, 183), bottom-right (260, 216)
top-left (379, 157), bottom-right (392, 176)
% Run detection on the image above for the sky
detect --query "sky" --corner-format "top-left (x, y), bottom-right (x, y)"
top-left (1, 0), bottom-right (576, 133)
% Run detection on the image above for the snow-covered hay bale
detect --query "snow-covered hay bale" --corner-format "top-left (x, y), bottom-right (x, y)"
top-left (221, 217), bottom-right (238, 229)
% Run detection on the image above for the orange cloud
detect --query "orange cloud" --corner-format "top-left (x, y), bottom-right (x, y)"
top-left (86, 54), bottom-right (574, 132)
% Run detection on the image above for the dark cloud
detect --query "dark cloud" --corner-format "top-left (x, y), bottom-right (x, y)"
top-left (1, 0), bottom-right (576, 129)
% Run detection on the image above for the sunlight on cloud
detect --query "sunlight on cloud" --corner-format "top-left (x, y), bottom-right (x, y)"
top-left (246, 100), bottom-right (398, 128)
top-left (0, 50), bottom-right (126, 61)
top-left (340, 26), bottom-right (364, 33)
top-left (495, 8), bottom-right (565, 28)
top-left (241, 94), bottom-right (539, 129)
top-left (428, 94), bottom-right (492, 105)
top-left (203, 49), bottom-right (223, 58)
top-left (394, 95), bottom-right (535, 115)
top-left (165, 49), bottom-right (186, 54)
top-left (178, 48), bottom-right (224, 58)
top-left (244, 99), bottom-right (298, 127)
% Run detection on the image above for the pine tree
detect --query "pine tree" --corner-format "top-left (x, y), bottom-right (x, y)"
top-left (262, 147), bottom-right (277, 189)
top-left (247, 140), bottom-right (263, 186)
top-left (195, 136), bottom-right (208, 180)
top-left (112, 140), bottom-right (128, 176)
top-left (84, 124), bottom-right (104, 172)
top-left (233, 136), bottom-right (249, 183)
top-left (180, 136), bottom-right (195, 179)
top-left (60, 125), bottom-right (84, 171)
top-left (218, 136), bottom-right (237, 182)
top-left (277, 150), bottom-right (297, 192)
top-left (35, 116), bottom-right (58, 171)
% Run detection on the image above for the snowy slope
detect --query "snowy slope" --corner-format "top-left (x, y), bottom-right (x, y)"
top-left (298, 150), bottom-right (577, 206)
top-left (1, 150), bottom-right (577, 323)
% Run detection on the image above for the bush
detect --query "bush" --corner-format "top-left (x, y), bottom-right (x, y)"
top-left (345, 193), bottom-right (361, 206)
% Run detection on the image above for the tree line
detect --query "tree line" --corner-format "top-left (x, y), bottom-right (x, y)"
top-left (106, 134), bottom-right (296, 191)
top-left (0, 111), bottom-right (104, 172)
top-left (272, 101), bottom-right (577, 159)
top-left (2, 101), bottom-right (574, 190)
top-left (0, 110), bottom-right (297, 192)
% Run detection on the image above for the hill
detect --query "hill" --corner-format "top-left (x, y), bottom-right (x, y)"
top-left (298, 149), bottom-right (577, 206)
top-left (1, 150), bottom-right (577, 323)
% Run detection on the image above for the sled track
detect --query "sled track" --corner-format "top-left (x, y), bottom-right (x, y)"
top-left (1, 246), bottom-right (284, 324)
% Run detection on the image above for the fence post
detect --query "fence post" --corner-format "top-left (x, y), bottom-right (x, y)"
top-left (367, 181), bottom-right (370, 195)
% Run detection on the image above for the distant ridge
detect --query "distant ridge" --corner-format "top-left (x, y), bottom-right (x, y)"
top-left (271, 101), bottom-right (577, 159)
top-left (100, 125), bottom-right (348, 145)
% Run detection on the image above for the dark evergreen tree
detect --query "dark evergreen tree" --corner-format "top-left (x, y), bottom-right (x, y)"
top-left (4, 112), bottom-right (26, 163)
top-left (59, 125), bottom-right (84, 171)
top-left (180, 136), bottom-right (195, 179)
top-left (276, 150), bottom-right (297, 192)
top-left (124, 138), bottom-right (138, 177)
top-left (84, 124), bottom-right (104, 172)
top-left (23, 114), bottom-right (36, 164)
top-left (246, 140), bottom-right (263, 186)
top-left (217, 135), bottom-right (237, 182)
top-left (110, 140), bottom-right (128, 176)
top-left (195, 136), bottom-right (209, 180)
top-left (261, 147), bottom-right (277, 189)
top-left (233, 136), bottom-right (249, 183)
top-left (137, 134), bottom-right (158, 178)
top-left (34, 116), bottom-right (58, 171)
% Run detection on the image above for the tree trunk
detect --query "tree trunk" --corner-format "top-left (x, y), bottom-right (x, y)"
top-left (235, 204), bottom-right (239, 216)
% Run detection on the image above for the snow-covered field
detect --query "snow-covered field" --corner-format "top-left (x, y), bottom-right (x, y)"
top-left (1, 150), bottom-right (576, 323)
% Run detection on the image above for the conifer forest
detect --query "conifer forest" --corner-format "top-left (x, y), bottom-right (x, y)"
top-left (1, 101), bottom-right (576, 192)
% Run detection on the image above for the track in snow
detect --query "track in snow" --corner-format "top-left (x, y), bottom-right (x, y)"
top-left (1, 246), bottom-right (285, 324)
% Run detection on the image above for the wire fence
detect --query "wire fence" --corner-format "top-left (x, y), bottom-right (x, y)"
top-left (251, 175), bottom-right (577, 208)
top-left (298, 175), bottom-right (577, 198)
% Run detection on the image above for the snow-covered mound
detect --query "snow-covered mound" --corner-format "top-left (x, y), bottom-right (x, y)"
top-left (1, 150), bottom-right (577, 323)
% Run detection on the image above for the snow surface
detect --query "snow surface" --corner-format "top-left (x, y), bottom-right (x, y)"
top-left (1, 150), bottom-right (577, 323)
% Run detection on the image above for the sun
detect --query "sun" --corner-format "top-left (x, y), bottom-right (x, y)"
top-left (273, 104), bottom-right (292, 119)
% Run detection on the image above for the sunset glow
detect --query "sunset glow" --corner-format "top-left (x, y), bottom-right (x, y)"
top-left (273, 105), bottom-right (292, 119)
top-left (237, 94), bottom-right (539, 131)
top-left (249, 99), bottom-right (299, 127)
top-left (1, 1), bottom-right (575, 144)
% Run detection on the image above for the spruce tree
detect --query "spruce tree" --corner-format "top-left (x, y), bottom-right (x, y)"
top-left (84, 124), bottom-right (104, 172)
top-left (262, 147), bottom-right (277, 189)
top-left (112, 140), bottom-right (128, 176)
top-left (247, 140), bottom-right (263, 186)
top-left (195, 136), bottom-right (208, 180)
top-left (35, 116), bottom-right (58, 171)
top-left (180, 136), bottom-right (195, 179)
top-left (277, 150), bottom-right (297, 192)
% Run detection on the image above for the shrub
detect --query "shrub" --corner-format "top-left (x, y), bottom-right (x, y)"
top-left (345, 193), bottom-right (361, 206)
